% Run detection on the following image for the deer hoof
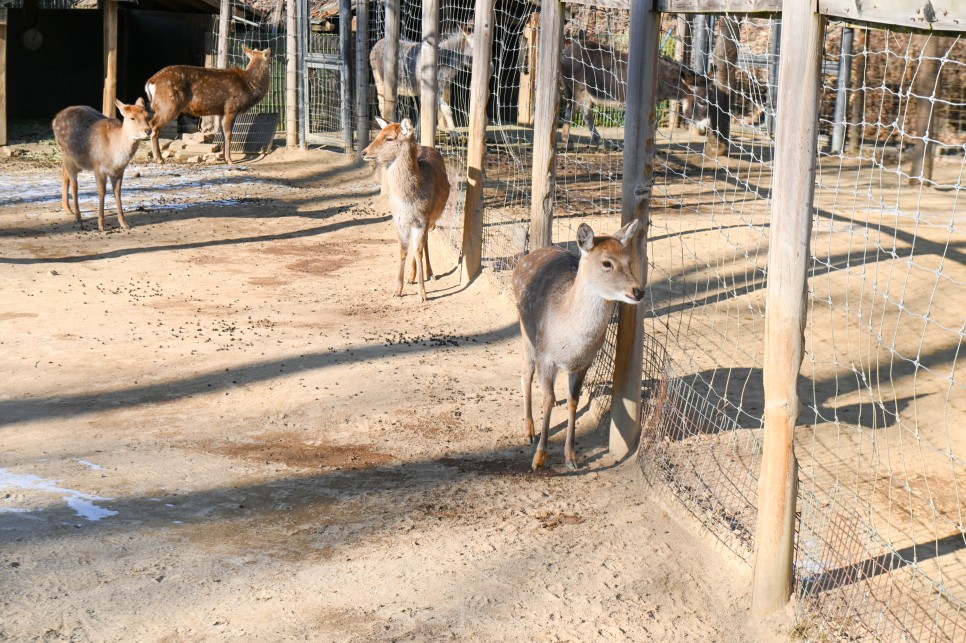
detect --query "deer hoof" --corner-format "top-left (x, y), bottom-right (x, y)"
top-left (565, 459), bottom-right (579, 471)
top-left (531, 450), bottom-right (547, 471)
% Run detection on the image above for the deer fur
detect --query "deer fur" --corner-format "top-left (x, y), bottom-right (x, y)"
top-left (145, 46), bottom-right (271, 165)
top-left (561, 39), bottom-right (709, 148)
top-left (370, 25), bottom-right (474, 133)
top-left (51, 99), bottom-right (153, 231)
top-left (362, 117), bottom-right (450, 302)
top-left (512, 221), bottom-right (644, 470)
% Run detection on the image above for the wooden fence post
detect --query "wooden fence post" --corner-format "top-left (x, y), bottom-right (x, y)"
top-left (217, 0), bottom-right (230, 68)
top-left (340, 0), bottom-right (353, 151)
top-left (609, 0), bottom-right (659, 458)
top-left (355, 0), bottom-right (369, 156)
top-left (102, 0), bottom-right (118, 118)
top-left (752, 0), bottom-right (825, 618)
top-left (528, 0), bottom-right (563, 251)
top-left (382, 0), bottom-right (401, 121)
top-left (909, 34), bottom-right (944, 184)
top-left (0, 8), bottom-right (7, 147)
top-left (459, 0), bottom-right (496, 283)
top-left (847, 28), bottom-right (867, 155)
top-left (830, 26), bottom-right (853, 154)
top-left (285, 0), bottom-right (297, 147)
top-left (419, 0), bottom-right (439, 146)
top-left (517, 13), bottom-right (538, 127)
top-left (298, 0), bottom-right (308, 149)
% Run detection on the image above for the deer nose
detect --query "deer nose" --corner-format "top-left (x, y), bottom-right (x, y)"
top-left (631, 287), bottom-right (644, 301)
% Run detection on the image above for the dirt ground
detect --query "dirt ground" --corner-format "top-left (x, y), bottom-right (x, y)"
top-left (0, 146), bottom-right (774, 642)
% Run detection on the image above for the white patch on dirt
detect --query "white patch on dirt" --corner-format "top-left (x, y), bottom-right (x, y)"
top-left (0, 468), bottom-right (117, 522)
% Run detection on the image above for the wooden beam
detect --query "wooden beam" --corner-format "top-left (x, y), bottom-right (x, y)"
top-left (752, 0), bottom-right (825, 619)
top-left (517, 13), bottom-right (538, 127)
top-left (830, 26), bottom-right (853, 154)
top-left (528, 1), bottom-right (563, 251)
top-left (908, 34), bottom-right (945, 183)
top-left (217, 0), bottom-right (229, 68)
top-left (286, 0), bottom-right (297, 147)
top-left (459, 0), bottom-right (496, 283)
top-left (339, 0), bottom-right (353, 151)
top-left (382, 0), bottom-right (401, 121)
top-left (610, 0), bottom-right (660, 458)
top-left (0, 9), bottom-right (7, 147)
top-left (355, 0), bottom-right (369, 156)
top-left (102, 0), bottom-right (118, 117)
top-left (656, 0), bottom-right (781, 14)
top-left (419, 0), bottom-right (439, 146)
top-left (819, 0), bottom-right (966, 33)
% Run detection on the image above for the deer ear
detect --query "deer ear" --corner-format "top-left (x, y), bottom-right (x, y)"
top-left (577, 223), bottom-right (595, 255)
top-left (114, 99), bottom-right (128, 114)
top-left (400, 118), bottom-right (415, 137)
top-left (242, 45), bottom-right (253, 57)
top-left (614, 219), bottom-right (640, 247)
top-left (135, 97), bottom-right (146, 108)
top-left (375, 117), bottom-right (389, 130)
top-left (262, 48), bottom-right (271, 57)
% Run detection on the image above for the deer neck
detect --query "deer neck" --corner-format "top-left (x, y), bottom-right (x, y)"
top-left (565, 264), bottom-right (617, 336)
top-left (111, 122), bottom-right (141, 160)
top-left (386, 143), bottom-right (422, 193)
top-left (245, 61), bottom-right (271, 97)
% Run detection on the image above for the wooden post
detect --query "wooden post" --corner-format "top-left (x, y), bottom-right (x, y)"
top-left (517, 13), bottom-right (538, 127)
top-left (217, 0), bottom-right (230, 69)
top-left (340, 0), bottom-right (353, 151)
top-left (847, 28), bottom-right (867, 156)
top-left (459, 0), bottom-right (496, 283)
top-left (909, 34), bottom-right (944, 184)
top-left (830, 27), bottom-right (853, 154)
top-left (102, 0), bottom-right (118, 118)
top-left (419, 0), bottom-right (439, 146)
top-left (765, 21), bottom-right (780, 137)
top-left (383, 0), bottom-right (401, 121)
top-left (297, 0), bottom-right (308, 149)
top-left (355, 0), bottom-right (369, 156)
top-left (752, 0), bottom-right (825, 618)
top-left (527, 0), bottom-right (563, 251)
top-left (0, 8), bottom-right (7, 147)
top-left (692, 14), bottom-right (710, 75)
top-left (609, 0), bottom-right (659, 458)
top-left (285, 0), bottom-right (297, 147)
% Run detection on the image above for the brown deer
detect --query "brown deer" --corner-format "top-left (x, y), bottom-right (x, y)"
top-left (362, 117), bottom-right (450, 302)
top-left (145, 46), bottom-right (271, 165)
top-left (512, 220), bottom-right (644, 470)
top-left (51, 99), bottom-right (153, 231)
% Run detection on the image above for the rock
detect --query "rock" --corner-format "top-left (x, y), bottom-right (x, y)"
top-left (182, 132), bottom-right (216, 145)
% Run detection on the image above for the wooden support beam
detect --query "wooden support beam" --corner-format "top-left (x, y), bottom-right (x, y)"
top-left (656, 0), bottom-right (781, 12)
top-left (752, 0), bottom-right (825, 619)
top-left (847, 28), bottom-right (867, 155)
top-left (908, 34), bottom-right (945, 184)
top-left (217, 0), bottom-right (230, 69)
top-left (517, 13), bottom-right (538, 127)
top-left (285, 0), bottom-right (297, 147)
top-left (382, 0), bottom-right (401, 121)
top-left (459, 0), bottom-right (496, 283)
top-left (0, 8), bottom-right (7, 147)
top-left (102, 0), bottom-right (118, 117)
top-left (339, 0), bottom-right (353, 151)
top-left (830, 27), bottom-right (853, 154)
top-left (527, 1), bottom-right (563, 252)
top-left (819, 0), bottom-right (966, 33)
top-left (610, 0), bottom-right (660, 459)
top-left (355, 0), bottom-right (370, 156)
top-left (419, 0), bottom-right (439, 146)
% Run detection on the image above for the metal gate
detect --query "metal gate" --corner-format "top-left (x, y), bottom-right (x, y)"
top-left (304, 23), bottom-right (353, 149)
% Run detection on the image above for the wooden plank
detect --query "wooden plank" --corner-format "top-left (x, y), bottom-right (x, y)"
top-left (419, 0), bottom-right (439, 146)
top-left (382, 0), bottom-right (401, 121)
top-left (655, 0), bottom-right (781, 14)
top-left (339, 0), bottom-right (353, 151)
top-left (517, 13), bottom-right (538, 126)
top-left (819, 0), bottom-right (966, 33)
top-left (609, 0), bottom-right (660, 458)
top-left (0, 9), bottom-right (7, 148)
top-left (102, 0), bottom-right (118, 118)
top-left (459, 0), bottom-right (496, 283)
top-left (286, 0), bottom-right (297, 146)
top-left (752, 0), bottom-right (825, 619)
top-left (355, 0), bottom-right (369, 156)
top-left (527, 1), bottom-right (563, 251)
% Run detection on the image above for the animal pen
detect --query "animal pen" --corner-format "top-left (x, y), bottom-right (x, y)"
top-left (228, 0), bottom-right (964, 638)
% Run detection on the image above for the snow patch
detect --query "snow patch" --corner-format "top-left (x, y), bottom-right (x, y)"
top-left (0, 468), bottom-right (117, 522)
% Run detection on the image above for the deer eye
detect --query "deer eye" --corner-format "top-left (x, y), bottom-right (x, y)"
top-left (601, 260), bottom-right (613, 270)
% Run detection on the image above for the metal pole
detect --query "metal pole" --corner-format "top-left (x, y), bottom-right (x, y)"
top-left (830, 27), bottom-right (853, 154)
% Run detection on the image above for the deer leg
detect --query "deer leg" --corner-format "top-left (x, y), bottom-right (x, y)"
top-left (564, 367), bottom-right (589, 470)
top-left (221, 112), bottom-right (237, 165)
top-left (521, 342), bottom-right (536, 444)
top-left (61, 166), bottom-right (76, 218)
top-left (412, 230), bottom-right (427, 302)
top-left (70, 172), bottom-right (81, 223)
top-left (111, 175), bottom-right (130, 230)
top-left (532, 370), bottom-right (556, 471)
top-left (422, 230), bottom-right (435, 281)
top-left (395, 239), bottom-right (407, 297)
top-left (94, 171), bottom-right (107, 232)
top-left (149, 110), bottom-right (174, 165)
top-left (561, 98), bottom-right (574, 151)
top-left (585, 104), bottom-right (601, 147)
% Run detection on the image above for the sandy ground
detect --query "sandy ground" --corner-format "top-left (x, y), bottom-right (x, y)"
top-left (0, 147), bottom-right (773, 642)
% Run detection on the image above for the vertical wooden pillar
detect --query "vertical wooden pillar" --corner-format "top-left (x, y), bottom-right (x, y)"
top-left (752, 1), bottom-right (825, 619)
top-left (383, 0), bottom-right (401, 121)
top-left (765, 21), bottom-right (780, 137)
top-left (285, 0), bottom-right (298, 147)
top-left (355, 0), bottom-right (370, 156)
top-left (909, 34), bottom-right (944, 184)
top-left (419, 0), bottom-right (439, 146)
top-left (847, 28), bottom-right (867, 155)
top-left (339, 0), bottom-right (353, 151)
top-left (517, 13), bottom-right (538, 127)
top-left (459, 0), bottom-right (496, 283)
top-left (102, 0), bottom-right (118, 118)
top-left (830, 27), bottom-right (853, 154)
top-left (217, 0), bottom-right (230, 67)
top-left (609, 0), bottom-right (659, 458)
top-left (528, 0), bottom-right (563, 251)
top-left (0, 8), bottom-right (7, 147)
top-left (298, 0), bottom-right (308, 149)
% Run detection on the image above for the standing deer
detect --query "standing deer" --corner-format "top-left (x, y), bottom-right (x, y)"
top-left (362, 117), bottom-right (450, 302)
top-left (512, 220), bottom-right (644, 470)
top-left (145, 46), bottom-right (272, 165)
top-left (370, 25), bottom-right (474, 133)
top-left (51, 99), bottom-right (153, 231)
top-left (561, 39), bottom-right (708, 148)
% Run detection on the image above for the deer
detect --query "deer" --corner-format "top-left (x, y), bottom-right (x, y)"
top-left (362, 117), bottom-right (450, 302)
top-left (512, 220), bottom-right (644, 470)
top-left (144, 46), bottom-right (272, 165)
top-left (370, 24), bottom-right (474, 137)
top-left (51, 99), bottom-right (153, 231)
top-left (561, 38), bottom-right (709, 149)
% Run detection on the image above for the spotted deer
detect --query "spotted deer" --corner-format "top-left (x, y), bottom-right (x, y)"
top-left (362, 117), bottom-right (450, 302)
top-left (145, 46), bottom-right (271, 165)
top-left (52, 99), bottom-right (153, 231)
top-left (512, 221), bottom-right (644, 470)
